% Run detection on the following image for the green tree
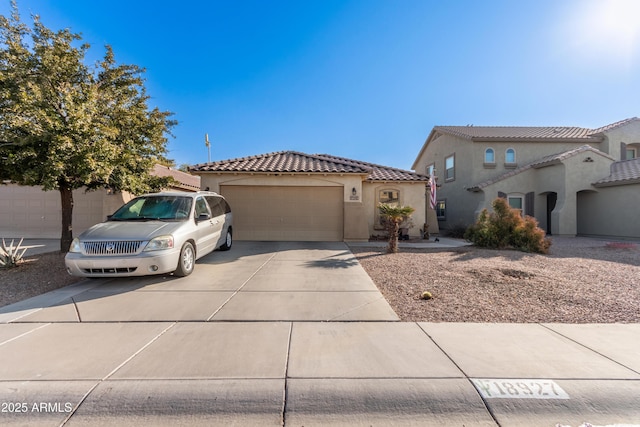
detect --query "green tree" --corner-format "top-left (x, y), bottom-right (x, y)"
top-left (378, 203), bottom-right (415, 254)
top-left (0, 1), bottom-right (176, 252)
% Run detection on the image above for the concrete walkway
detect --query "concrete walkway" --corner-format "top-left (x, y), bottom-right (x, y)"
top-left (0, 241), bottom-right (638, 426)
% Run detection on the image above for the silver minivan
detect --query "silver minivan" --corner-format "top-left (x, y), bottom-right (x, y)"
top-left (65, 191), bottom-right (233, 277)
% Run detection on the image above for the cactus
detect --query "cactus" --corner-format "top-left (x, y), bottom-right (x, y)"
top-left (0, 238), bottom-right (28, 268)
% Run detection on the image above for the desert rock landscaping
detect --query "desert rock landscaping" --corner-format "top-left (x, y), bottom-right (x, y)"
top-left (351, 236), bottom-right (640, 323)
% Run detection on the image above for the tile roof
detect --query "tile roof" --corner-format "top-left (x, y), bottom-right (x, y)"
top-left (593, 158), bottom-right (640, 187)
top-left (190, 151), bottom-right (428, 182)
top-left (433, 117), bottom-right (639, 141)
top-left (314, 154), bottom-right (428, 181)
top-left (468, 146), bottom-right (612, 191)
top-left (435, 125), bottom-right (598, 141)
top-left (153, 164), bottom-right (201, 191)
top-left (589, 117), bottom-right (640, 134)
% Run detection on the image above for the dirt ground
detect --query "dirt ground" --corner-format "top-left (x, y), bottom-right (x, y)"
top-left (351, 237), bottom-right (640, 323)
top-left (0, 252), bottom-right (81, 308)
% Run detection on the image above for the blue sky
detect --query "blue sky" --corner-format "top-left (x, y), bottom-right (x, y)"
top-left (2, 0), bottom-right (639, 170)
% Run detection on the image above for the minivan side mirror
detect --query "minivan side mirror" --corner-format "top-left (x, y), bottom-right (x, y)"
top-left (197, 213), bottom-right (211, 222)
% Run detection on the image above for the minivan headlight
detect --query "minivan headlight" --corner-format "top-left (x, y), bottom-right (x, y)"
top-left (144, 235), bottom-right (174, 252)
top-left (69, 238), bottom-right (82, 253)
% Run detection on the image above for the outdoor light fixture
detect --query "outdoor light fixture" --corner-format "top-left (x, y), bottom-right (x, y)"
top-left (352, 187), bottom-right (357, 196)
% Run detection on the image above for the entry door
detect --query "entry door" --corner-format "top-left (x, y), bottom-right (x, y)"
top-left (546, 193), bottom-right (557, 235)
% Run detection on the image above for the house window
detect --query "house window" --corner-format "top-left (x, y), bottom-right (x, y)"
top-left (376, 188), bottom-right (401, 228)
top-left (626, 147), bottom-right (637, 159)
top-left (445, 154), bottom-right (455, 181)
top-left (508, 195), bottom-right (523, 215)
top-left (484, 148), bottom-right (495, 163)
top-left (379, 189), bottom-right (400, 206)
top-left (505, 148), bottom-right (516, 164)
top-left (436, 200), bottom-right (446, 220)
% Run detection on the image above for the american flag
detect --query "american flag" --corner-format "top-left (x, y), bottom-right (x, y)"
top-left (429, 177), bottom-right (437, 209)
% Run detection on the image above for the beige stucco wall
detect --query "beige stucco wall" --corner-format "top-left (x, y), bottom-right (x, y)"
top-left (198, 172), bottom-right (376, 241)
top-left (197, 173), bottom-right (427, 241)
top-left (362, 182), bottom-right (426, 239)
top-left (475, 150), bottom-right (614, 236)
top-left (577, 184), bottom-right (640, 239)
top-left (412, 131), bottom-right (613, 232)
top-left (599, 120), bottom-right (640, 159)
top-left (0, 184), bottom-right (129, 239)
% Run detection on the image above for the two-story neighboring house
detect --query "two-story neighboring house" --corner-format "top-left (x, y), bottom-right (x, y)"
top-left (412, 117), bottom-right (640, 239)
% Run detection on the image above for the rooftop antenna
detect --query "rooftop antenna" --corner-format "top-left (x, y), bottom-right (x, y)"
top-left (205, 133), bottom-right (211, 163)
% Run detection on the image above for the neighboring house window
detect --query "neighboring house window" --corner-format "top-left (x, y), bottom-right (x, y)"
top-left (426, 163), bottom-right (435, 177)
top-left (445, 154), bottom-right (455, 181)
top-left (505, 148), bottom-right (516, 164)
top-left (436, 200), bottom-right (446, 220)
top-left (484, 148), bottom-right (495, 163)
top-left (508, 195), bottom-right (523, 215)
top-left (484, 148), bottom-right (496, 168)
top-left (620, 142), bottom-right (640, 160)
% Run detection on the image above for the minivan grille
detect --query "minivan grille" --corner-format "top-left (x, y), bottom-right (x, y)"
top-left (83, 240), bottom-right (144, 255)
top-left (82, 267), bottom-right (138, 274)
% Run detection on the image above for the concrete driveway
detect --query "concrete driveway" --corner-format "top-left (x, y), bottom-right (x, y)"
top-left (3, 241), bottom-right (399, 323)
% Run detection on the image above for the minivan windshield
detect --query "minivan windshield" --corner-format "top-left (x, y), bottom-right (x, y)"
top-left (109, 196), bottom-right (193, 221)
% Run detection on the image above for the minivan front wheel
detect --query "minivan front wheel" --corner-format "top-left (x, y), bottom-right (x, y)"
top-left (174, 242), bottom-right (195, 277)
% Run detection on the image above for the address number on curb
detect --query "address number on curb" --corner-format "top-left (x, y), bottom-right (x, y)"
top-left (472, 379), bottom-right (570, 400)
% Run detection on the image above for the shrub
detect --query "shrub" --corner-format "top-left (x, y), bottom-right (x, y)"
top-left (465, 198), bottom-right (551, 254)
top-left (0, 238), bottom-right (28, 268)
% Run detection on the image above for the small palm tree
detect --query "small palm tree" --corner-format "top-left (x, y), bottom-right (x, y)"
top-left (378, 203), bottom-right (415, 253)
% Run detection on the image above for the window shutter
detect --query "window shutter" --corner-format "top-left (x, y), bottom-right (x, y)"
top-left (498, 191), bottom-right (507, 199)
top-left (525, 192), bottom-right (535, 217)
top-left (621, 142), bottom-right (627, 160)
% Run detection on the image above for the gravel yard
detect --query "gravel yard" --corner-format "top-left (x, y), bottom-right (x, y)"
top-left (350, 236), bottom-right (640, 323)
top-left (0, 252), bottom-right (81, 308)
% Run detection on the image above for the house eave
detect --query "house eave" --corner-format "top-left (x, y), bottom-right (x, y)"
top-left (593, 178), bottom-right (640, 188)
top-left (471, 136), bottom-right (604, 143)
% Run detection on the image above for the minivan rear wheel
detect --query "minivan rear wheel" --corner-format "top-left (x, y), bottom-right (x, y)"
top-left (174, 242), bottom-right (195, 276)
top-left (220, 228), bottom-right (232, 251)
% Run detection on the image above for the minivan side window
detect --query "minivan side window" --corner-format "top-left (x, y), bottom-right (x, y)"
top-left (194, 197), bottom-right (210, 218)
top-left (205, 196), bottom-right (225, 217)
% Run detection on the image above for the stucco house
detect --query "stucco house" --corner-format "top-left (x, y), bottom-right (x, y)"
top-left (412, 117), bottom-right (640, 239)
top-left (0, 164), bottom-right (201, 239)
top-left (190, 151), bottom-right (431, 242)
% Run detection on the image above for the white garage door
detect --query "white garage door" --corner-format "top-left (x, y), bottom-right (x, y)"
top-left (220, 186), bottom-right (344, 241)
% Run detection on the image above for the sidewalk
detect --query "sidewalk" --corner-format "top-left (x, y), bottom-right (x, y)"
top-left (0, 318), bottom-right (638, 426)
